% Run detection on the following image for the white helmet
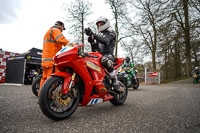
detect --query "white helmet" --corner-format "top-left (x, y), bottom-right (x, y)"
top-left (96, 16), bottom-right (110, 32)
top-left (195, 67), bottom-right (199, 70)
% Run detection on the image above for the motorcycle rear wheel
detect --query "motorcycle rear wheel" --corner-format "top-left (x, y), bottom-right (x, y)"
top-left (31, 76), bottom-right (41, 97)
top-left (193, 78), bottom-right (197, 84)
top-left (38, 76), bottom-right (80, 121)
top-left (110, 75), bottom-right (128, 106)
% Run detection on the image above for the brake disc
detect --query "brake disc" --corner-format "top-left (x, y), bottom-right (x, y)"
top-left (53, 85), bottom-right (73, 108)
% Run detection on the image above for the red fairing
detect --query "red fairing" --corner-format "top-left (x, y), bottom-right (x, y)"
top-left (51, 72), bottom-right (72, 95)
top-left (53, 45), bottom-right (125, 106)
top-left (114, 58), bottom-right (125, 69)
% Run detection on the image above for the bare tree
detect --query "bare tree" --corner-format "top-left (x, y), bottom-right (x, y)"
top-left (158, 22), bottom-right (185, 80)
top-left (190, 0), bottom-right (200, 13)
top-left (105, 0), bottom-right (130, 57)
top-left (121, 39), bottom-right (144, 64)
top-left (128, 0), bottom-right (170, 71)
top-left (189, 0), bottom-right (200, 67)
top-left (63, 0), bottom-right (92, 51)
top-left (171, 0), bottom-right (200, 75)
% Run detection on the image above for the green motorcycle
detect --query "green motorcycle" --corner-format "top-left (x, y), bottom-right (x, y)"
top-left (118, 68), bottom-right (139, 89)
top-left (192, 74), bottom-right (199, 84)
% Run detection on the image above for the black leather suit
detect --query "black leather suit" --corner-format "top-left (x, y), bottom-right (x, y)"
top-left (90, 29), bottom-right (116, 72)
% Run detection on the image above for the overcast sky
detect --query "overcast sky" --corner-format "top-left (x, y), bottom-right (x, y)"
top-left (0, 0), bottom-right (113, 53)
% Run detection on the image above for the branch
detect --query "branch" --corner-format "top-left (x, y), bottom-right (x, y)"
top-left (139, 27), bottom-right (152, 52)
top-left (173, 5), bottom-right (185, 31)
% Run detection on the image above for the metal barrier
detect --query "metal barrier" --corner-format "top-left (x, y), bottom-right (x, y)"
top-left (144, 67), bottom-right (160, 84)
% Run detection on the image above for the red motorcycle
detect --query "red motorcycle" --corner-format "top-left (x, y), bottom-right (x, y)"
top-left (38, 43), bottom-right (128, 121)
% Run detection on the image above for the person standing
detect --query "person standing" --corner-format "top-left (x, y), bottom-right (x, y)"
top-left (38, 21), bottom-right (70, 96)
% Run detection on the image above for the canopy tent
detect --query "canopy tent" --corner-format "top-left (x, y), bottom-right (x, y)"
top-left (5, 48), bottom-right (42, 84)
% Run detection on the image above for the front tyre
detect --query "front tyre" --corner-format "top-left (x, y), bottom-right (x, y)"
top-left (133, 78), bottom-right (139, 89)
top-left (38, 76), bottom-right (80, 121)
top-left (110, 75), bottom-right (128, 106)
top-left (32, 76), bottom-right (41, 96)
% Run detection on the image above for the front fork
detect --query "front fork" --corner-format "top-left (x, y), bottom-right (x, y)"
top-left (63, 72), bottom-right (76, 95)
top-left (69, 72), bottom-right (76, 89)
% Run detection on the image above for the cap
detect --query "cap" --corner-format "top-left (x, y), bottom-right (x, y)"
top-left (55, 21), bottom-right (66, 30)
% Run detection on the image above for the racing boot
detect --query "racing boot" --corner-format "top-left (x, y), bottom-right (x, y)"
top-left (109, 71), bottom-right (124, 93)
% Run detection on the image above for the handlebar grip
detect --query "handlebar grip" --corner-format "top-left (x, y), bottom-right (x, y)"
top-left (88, 54), bottom-right (98, 58)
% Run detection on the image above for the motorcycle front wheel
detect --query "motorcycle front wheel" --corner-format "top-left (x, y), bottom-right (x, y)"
top-left (110, 75), bottom-right (128, 106)
top-left (133, 78), bottom-right (139, 89)
top-left (38, 76), bottom-right (80, 121)
top-left (32, 76), bottom-right (41, 96)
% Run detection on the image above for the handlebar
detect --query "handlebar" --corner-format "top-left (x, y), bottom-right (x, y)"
top-left (78, 52), bottom-right (98, 58)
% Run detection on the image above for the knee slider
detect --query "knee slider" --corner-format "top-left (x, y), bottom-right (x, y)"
top-left (101, 56), bottom-right (109, 67)
top-left (107, 60), bottom-right (113, 68)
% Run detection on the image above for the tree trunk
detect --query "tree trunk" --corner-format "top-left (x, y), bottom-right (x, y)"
top-left (183, 0), bottom-right (191, 76)
top-left (81, 15), bottom-right (84, 51)
top-left (194, 51), bottom-right (199, 67)
top-left (115, 13), bottom-right (119, 57)
top-left (152, 49), bottom-right (156, 71)
top-left (174, 42), bottom-right (179, 78)
top-left (152, 26), bottom-right (157, 71)
top-left (152, 49), bottom-right (157, 72)
top-left (164, 52), bottom-right (168, 80)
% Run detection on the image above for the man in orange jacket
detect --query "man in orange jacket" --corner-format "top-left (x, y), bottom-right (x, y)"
top-left (38, 21), bottom-right (69, 96)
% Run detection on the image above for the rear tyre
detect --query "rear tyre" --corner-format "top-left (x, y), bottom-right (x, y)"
top-left (193, 78), bottom-right (197, 84)
top-left (110, 75), bottom-right (128, 106)
top-left (32, 76), bottom-right (41, 97)
top-left (39, 76), bottom-right (80, 121)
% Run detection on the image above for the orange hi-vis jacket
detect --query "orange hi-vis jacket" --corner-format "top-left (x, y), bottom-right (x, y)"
top-left (42, 26), bottom-right (69, 67)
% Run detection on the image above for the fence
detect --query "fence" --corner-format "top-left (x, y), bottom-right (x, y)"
top-left (144, 67), bottom-right (160, 84)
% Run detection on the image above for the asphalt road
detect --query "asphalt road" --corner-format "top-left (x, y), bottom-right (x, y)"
top-left (0, 78), bottom-right (200, 133)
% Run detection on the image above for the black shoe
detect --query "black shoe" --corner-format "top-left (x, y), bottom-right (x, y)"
top-left (113, 84), bottom-right (125, 93)
top-left (112, 78), bottom-right (125, 93)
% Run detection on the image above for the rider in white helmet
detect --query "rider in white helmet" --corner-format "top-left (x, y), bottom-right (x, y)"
top-left (191, 66), bottom-right (200, 80)
top-left (191, 67), bottom-right (200, 74)
top-left (84, 16), bottom-right (124, 93)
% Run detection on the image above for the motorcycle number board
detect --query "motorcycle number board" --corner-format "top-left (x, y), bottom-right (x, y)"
top-left (87, 98), bottom-right (103, 105)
